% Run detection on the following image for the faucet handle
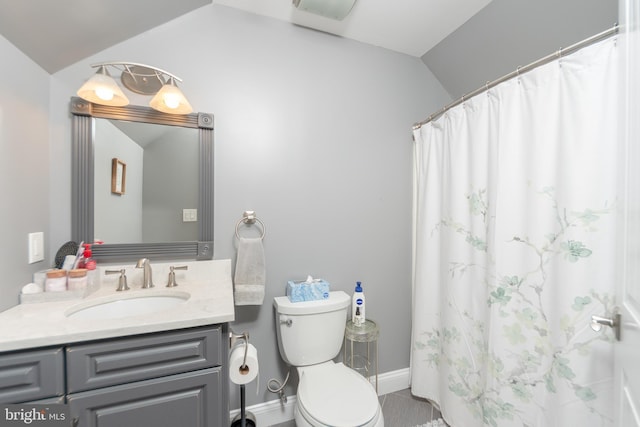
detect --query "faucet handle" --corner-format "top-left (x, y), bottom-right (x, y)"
top-left (167, 265), bottom-right (188, 288)
top-left (105, 269), bottom-right (130, 291)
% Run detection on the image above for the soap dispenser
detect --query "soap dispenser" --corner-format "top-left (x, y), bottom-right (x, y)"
top-left (352, 281), bottom-right (365, 325)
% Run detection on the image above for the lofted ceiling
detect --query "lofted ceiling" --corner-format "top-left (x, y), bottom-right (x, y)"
top-left (212, 0), bottom-right (492, 57)
top-left (0, 0), bottom-right (491, 74)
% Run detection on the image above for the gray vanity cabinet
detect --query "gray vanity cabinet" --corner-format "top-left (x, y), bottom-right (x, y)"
top-left (66, 325), bottom-right (228, 427)
top-left (0, 325), bottom-right (228, 426)
top-left (0, 347), bottom-right (65, 403)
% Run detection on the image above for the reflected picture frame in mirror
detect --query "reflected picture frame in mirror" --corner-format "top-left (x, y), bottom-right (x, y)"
top-left (70, 97), bottom-right (214, 262)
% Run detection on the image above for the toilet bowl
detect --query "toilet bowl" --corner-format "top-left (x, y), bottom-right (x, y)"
top-left (274, 291), bottom-right (384, 427)
top-left (295, 361), bottom-right (383, 427)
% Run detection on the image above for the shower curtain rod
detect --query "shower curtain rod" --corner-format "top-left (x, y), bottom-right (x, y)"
top-left (412, 24), bottom-right (619, 130)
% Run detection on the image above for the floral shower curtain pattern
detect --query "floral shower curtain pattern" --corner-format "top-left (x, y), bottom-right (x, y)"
top-left (411, 38), bottom-right (619, 427)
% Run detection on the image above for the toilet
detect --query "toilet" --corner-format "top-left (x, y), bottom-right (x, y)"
top-left (274, 291), bottom-right (384, 427)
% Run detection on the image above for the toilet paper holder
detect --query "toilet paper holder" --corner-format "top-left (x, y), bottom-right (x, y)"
top-left (229, 331), bottom-right (250, 369)
top-left (229, 331), bottom-right (257, 427)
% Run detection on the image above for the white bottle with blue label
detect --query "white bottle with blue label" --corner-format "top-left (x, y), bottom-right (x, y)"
top-left (352, 281), bottom-right (366, 325)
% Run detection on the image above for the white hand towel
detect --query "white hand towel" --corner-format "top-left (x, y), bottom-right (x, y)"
top-left (234, 237), bottom-right (266, 305)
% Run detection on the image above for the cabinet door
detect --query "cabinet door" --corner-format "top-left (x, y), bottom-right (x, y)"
top-left (67, 368), bottom-right (222, 427)
top-left (0, 348), bottom-right (64, 403)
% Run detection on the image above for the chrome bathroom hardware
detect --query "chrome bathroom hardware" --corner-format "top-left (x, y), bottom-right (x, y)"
top-left (136, 258), bottom-right (154, 288)
top-left (229, 331), bottom-right (250, 368)
top-left (235, 211), bottom-right (266, 240)
top-left (279, 315), bottom-right (293, 327)
top-left (166, 265), bottom-right (188, 287)
top-left (267, 368), bottom-right (291, 405)
top-left (105, 268), bottom-right (129, 291)
top-left (591, 312), bottom-right (621, 341)
top-left (228, 330), bottom-right (256, 427)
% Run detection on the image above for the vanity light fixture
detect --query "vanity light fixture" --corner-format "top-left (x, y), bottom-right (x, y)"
top-left (76, 62), bottom-right (193, 114)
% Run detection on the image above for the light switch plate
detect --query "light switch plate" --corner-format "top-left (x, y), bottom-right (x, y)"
top-left (182, 209), bottom-right (198, 222)
top-left (28, 232), bottom-right (44, 264)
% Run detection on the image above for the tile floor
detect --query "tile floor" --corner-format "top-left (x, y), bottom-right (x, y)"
top-left (268, 388), bottom-right (445, 427)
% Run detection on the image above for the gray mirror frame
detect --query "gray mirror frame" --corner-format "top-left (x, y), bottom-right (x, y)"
top-left (70, 97), bottom-right (214, 262)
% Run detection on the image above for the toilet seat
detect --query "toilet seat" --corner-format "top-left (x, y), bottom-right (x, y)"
top-left (297, 362), bottom-right (380, 427)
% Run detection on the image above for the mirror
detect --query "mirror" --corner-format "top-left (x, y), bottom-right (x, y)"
top-left (70, 97), bottom-right (214, 262)
top-left (94, 120), bottom-right (199, 244)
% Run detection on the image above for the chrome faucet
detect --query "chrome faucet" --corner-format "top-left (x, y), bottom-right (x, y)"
top-left (135, 258), bottom-right (154, 288)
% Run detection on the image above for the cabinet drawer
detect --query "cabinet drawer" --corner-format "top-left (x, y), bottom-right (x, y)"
top-left (68, 367), bottom-right (221, 427)
top-left (0, 348), bottom-right (64, 403)
top-left (66, 326), bottom-right (222, 393)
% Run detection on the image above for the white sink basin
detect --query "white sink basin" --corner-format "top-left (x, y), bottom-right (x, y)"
top-left (66, 293), bottom-right (190, 320)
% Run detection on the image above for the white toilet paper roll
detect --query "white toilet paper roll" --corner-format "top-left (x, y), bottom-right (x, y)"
top-left (229, 343), bottom-right (259, 385)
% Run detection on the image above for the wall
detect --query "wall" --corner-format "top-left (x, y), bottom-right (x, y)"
top-left (422, 0), bottom-right (618, 98)
top-left (0, 34), bottom-right (51, 311)
top-left (48, 4), bottom-right (451, 408)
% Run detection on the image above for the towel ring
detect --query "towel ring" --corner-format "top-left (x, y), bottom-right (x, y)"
top-left (235, 211), bottom-right (266, 240)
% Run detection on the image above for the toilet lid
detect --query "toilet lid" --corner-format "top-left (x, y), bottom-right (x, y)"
top-left (298, 363), bottom-right (379, 427)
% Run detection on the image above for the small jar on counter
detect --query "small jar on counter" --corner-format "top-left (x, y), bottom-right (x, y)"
top-left (67, 268), bottom-right (88, 291)
top-left (45, 269), bottom-right (67, 292)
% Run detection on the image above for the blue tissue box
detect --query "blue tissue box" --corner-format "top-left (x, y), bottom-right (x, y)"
top-left (287, 280), bottom-right (330, 302)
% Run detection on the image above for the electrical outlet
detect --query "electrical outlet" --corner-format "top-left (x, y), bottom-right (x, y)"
top-left (28, 232), bottom-right (44, 264)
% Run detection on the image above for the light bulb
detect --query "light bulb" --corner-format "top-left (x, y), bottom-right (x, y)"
top-left (95, 87), bottom-right (114, 101)
top-left (163, 93), bottom-right (180, 109)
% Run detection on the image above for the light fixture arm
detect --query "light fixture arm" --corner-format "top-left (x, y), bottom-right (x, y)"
top-left (89, 61), bottom-right (183, 83)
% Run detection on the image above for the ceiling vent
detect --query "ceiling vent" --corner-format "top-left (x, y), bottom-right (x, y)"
top-left (292, 0), bottom-right (357, 21)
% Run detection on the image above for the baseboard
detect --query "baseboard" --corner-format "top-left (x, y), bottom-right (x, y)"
top-left (230, 395), bottom-right (297, 427)
top-left (230, 367), bottom-right (411, 426)
top-left (377, 367), bottom-right (411, 396)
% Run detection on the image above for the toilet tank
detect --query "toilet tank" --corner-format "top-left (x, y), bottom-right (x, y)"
top-left (274, 291), bottom-right (350, 366)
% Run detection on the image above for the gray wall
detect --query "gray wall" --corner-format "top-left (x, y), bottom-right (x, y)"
top-left (422, 0), bottom-right (618, 98)
top-left (44, 5), bottom-right (451, 409)
top-left (0, 34), bottom-right (50, 309)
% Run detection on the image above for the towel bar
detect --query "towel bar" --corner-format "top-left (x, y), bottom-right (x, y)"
top-left (235, 211), bottom-right (266, 240)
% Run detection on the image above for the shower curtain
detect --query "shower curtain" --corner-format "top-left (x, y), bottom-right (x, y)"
top-left (411, 38), bottom-right (619, 427)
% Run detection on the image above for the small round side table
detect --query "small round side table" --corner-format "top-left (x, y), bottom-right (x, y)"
top-left (344, 318), bottom-right (379, 393)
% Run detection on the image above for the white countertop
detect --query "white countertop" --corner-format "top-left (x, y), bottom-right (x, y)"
top-left (0, 259), bottom-right (235, 352)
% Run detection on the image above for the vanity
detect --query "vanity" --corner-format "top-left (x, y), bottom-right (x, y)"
top-left (0, 98), bottom-right (231, 425)
top-left (0, 259), bottom-right (235, 427)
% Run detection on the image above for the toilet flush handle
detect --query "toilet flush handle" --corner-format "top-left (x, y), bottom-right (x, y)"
top-left (280, 315), bottom-right (293, 327)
